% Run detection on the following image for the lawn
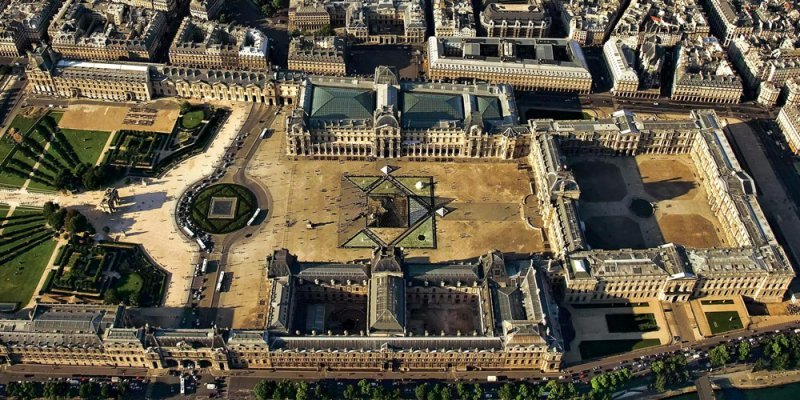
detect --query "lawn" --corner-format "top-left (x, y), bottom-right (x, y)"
top-left (114, 271), bottom-right (143, 299)
top-left (606, 313), bottom-right (658, 333)
top-left (180, 109), bottom-right (205, 130)
top-left (190, 183), bottom-right (257, 234)
top-left (8, 114), bottom-right (38, 136)
top-left (61, 128), bottom-right (112, 165)
top-left (706, 311), bottom-right (743, 335)
top-left (579, 339), bottom-right (662, 359)
top-left (0, 207), bottom-right (56, 309)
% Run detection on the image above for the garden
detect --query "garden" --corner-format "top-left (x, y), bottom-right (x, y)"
top-left (105, 104), bottom-right (223, 175)
top-left (705, 311), bottom-right (744, 335)
top-left (605, 313), bottom-right (658, 333)
top-left (0, 111), bottom-right (113, 191)
top-left (46, 241), bottom-right (167, 307)
top-left (0, 205), bottom-right (57, 310)
top-left (190, 183), bottom-right (258, 234)
top-left (104, 129), bottom-right (168, 169)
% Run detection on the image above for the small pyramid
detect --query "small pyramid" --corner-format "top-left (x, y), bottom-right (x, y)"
top-left (436, 207), bottom-right (448, 217)
top-left (380, 165), bottom-right (393, 175)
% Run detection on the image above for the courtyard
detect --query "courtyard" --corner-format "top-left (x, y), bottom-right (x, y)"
top-left (690, 296), bottom-right (751, 337)
top-left (566, 301), bottom-right (671, 363)
top-left (219, 113), bottom-right (545, 328)
top-left (568, 154), bottom-right (727, 250)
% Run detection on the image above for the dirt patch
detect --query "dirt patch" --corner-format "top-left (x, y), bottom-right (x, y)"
top-left (584, 216), bottom-right (647, 249)
top-left (657, 214), bottom-right (722, 248)
top-left (638, 158), bottom-right (699, 201)
top-left (59, 100), bottom-right (180, 134)
top-left (570, 160), bottom-right (627, 202)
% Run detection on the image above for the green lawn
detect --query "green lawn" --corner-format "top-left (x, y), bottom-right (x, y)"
top-left (181, 109), bottom-right (205, 130)
top-left (579, 339), bottom-right (662, 359)
top-left (114, 271), bottom-right (143, 299)
top-left (606, 313), bottom-right (658, 333)
top-left (0, 135), bottom-right (15, 162)
top-left (0, 207), bottom-right (56, 308)
top-left (8, 114), bottom-right (38, 135)
top-left (706, 311), bottom-right (743, 335)
top-left (61, 128), bottom-right (112, 165)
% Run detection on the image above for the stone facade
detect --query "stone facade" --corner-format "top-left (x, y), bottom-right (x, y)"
top-left (169, 18), bottom-right (270, 71)
top-left (529, 109), bottom-right (794, 304)
top-left (427, 36), bottom-right (593, 93)
top-left (287, 35), bottom-right (347, 76)
top-left (285, 69), bottom-right (529, 160)
top-left (671, 37), bottom-right (743, 104)
top-left (432, 0), bottom-right (475, 37)
top-left (480, 2), bottom-right (551, 39)
top-left (48, 0), bottom-right (167, 62)
top-left (0, 0), bottom-right (59, 56)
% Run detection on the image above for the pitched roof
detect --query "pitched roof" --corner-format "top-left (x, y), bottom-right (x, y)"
top-left (401, 92), bottom-right (464, 129)
top-left (310, 86), bottom-right (375, 121)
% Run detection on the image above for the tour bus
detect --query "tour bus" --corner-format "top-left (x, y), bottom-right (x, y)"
top-left (247, 208), bottom-right (261, 225)
top-left (260, 128), bottom-right (269, 138)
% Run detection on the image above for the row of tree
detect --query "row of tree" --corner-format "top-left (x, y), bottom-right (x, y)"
top-left (43, 201), bottom-right (93, 235)
top-left (253, 378), bottom-right (608, 400)
top-left (5, 380), bottom-right (127, 400)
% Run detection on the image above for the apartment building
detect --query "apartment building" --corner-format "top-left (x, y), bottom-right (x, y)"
top-left (169, 18), bottom-right (270, 71)
top-left (480, 2), bottom-right (551, 39)
top-left (0, 0), bottom-right (59, 56)
top-left (427, 36), bottom-right (593, 93)
top-left (288, 35), bottom-right (347, 76)
top-left (48, 0), bottom-right (167, 62)
top-left (671, 37), bottom-right (743, 103)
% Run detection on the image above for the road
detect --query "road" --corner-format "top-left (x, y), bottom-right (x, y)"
top-left (173, 103), bottom-right (277, 327)
top-left (516, 92), bottom-right (774, 120)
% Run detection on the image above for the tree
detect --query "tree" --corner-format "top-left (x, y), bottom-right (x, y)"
top-left (180, 101), bottom-right (192, 114)
top-left (358, 380), bottom-right (371, 397)
top-left (100, 384), bottom-right (111, 399)
top-left (415, 383), bottom-right (428, 400)
top-left (43, 201), bottom-right (58, 218)
top-left (471, 384), bottom-right (484, 400)
top-left (427, 384), bottom-right (442, 400)
top-left (455, 383), bottom-right (467, 400)
top-left (66, 212), bottom-right (90, 234)
top-left (79, 382), bottom-right (96, 399)
top-left (104, 288), bottom-right (120, 304)
top-left (738, 341), bottom-right (751, 361)
top-left (271, 0), bottom-right (284, 9)
top-left (710, 345), bottom-right (731, 367)
top-left (317, 24), bottom-right (334, 36)
top-left (49, 208), bottom-right (67, 230)
top-left (295, 382), bottom-right (310, 400)
top-left (498, 383), bottom-right (514, 400)
top-left (343, 384), bottom-right (358, 400)
top-left (440, 385), bottom-right (453, 400)
top-left (650, 356), bottom-right (689, 393)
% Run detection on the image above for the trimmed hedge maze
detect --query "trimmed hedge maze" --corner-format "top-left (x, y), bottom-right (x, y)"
top-left (47, 241), bottom-right (166, 307)
top-left (0, 206), bottom-right (57, 309)
top-left (190, 183), bottom-right (257, 234)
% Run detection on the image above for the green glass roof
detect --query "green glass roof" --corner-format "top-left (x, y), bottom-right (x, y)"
top-left (401, 92), bottom-right (464, 129)
top-left (476, 96), bottom-right (502, 121)
top-left (309, 86), bottom-right (375, 121)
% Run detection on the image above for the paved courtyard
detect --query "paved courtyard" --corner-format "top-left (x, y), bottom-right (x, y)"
top-left (570, 154), bottom-right (727, 250)
top-left (218, 114), bottom-right (545, 328)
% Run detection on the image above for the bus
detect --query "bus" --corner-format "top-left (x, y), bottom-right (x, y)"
top-left (260, 128), bottom-right (269, 138)
top-left (216, 272), bottom-right (226, 292)
top-left (247, 208), bottom-right (261, 225)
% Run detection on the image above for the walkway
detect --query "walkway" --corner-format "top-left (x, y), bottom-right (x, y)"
top-left (0, 101), bottom-right (253, 307)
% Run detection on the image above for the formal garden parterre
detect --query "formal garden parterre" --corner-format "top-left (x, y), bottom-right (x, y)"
top-left (45, 240), bottom-right (167, 307)
top-left (189, 183), bottom-right (258, 234)
top-left (0, 110), bottom-right (114, 191)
